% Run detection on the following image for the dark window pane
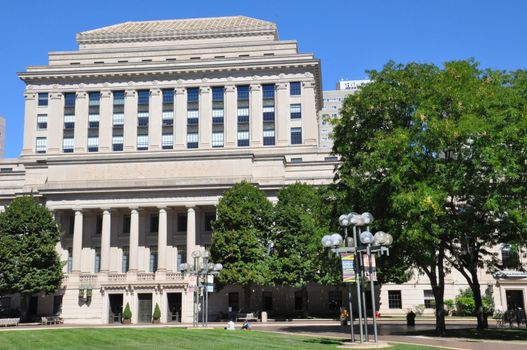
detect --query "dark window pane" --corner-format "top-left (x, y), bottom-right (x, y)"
top-left (38, 93), bottom-right (48, 106)
top-left (162, 89), bottom-right (174, 104)
top-left (290, 82), bottom-right (301, 95)
top-left (177, 214), bottom-right (188, 232)
top-left (212, 87), bottom-right (224, 101)
top-left (237, 85), bottom-right (249, 100)
top-left (187, 88), bottom-right (199, 102)
top-left (137, 90), bottom-right (150, 105)
top-left (64, 93), bottom-right (76, 107)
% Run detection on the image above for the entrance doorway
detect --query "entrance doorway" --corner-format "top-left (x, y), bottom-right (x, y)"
top-left (29, 296), bottom-right (38, 318)
top-left (109, 294), bottom-right (123, 323)
top-left (506, 290), bottom-right (525, 310)
top-left (137, 293), bottom-right (153, 323)
top-left (167, 293), bottom-right (182, 322)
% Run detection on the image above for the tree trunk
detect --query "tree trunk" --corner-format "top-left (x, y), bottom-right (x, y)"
top-left (471, 275), bottom-right (488, 329)
top-left (434, 238), bottom-right (447, 336)
top-left (243, 285), bottom-right (252, 311)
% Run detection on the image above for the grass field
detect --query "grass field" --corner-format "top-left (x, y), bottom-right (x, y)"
top-left (0, 328), bottom-right (450, 350)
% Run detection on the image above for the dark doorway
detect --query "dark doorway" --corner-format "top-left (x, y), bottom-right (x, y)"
top-left (109, 294), bottom-right (123, 323)
top-left (53, 295), bottom-right (63, 315)
top-left (294, 291), bottom-right (303, 311)
top-left (167, 293), bottom-right (182, 322)
top-left (506, 290), bottom-right (525, 310)
top-left (262, 291), bottom-right (273, 312)
top-left (137, 293), bottom-right (153, 323)
top-left (29, 296), bottom-right (38, 317)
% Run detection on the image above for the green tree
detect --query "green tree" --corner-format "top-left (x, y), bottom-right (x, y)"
top-left (269, 183), bottom-right (328, 316)
top-left (332, 60), bottom-right (527, 334)
top-left (210, 181), bottom-right (274, 311)
top-left (0, 196), bottom-right (63, 321)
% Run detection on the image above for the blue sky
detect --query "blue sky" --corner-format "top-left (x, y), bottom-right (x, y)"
top-left (1, 0), bottom-right (526, 158)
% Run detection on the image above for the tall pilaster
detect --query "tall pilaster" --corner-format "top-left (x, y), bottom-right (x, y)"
top-left (22, 92), bottom-right (37, 155)
top-left (199, 86), bottom-right (212, 149)
top-left (276, 82), bottom-right (289, 146)
top-left (249, 84), bottom-right (262, 147)
top-left (72, 210), bottom-right (83, 273)
top-left (47, 92), bottom-right (63, 154)
top-left (100, 209), bottom-right (111, 273)
top-left (224, 85), bottom-right (237, 148)
top-left (302, 80), bottom-right (318, 145)
top-left (129, 208), bottom-right (139, 272)
top-left (157, 207), bottom-right (168, 272)
top-left (186, 206), bottom-right (196, 261)
top-left (74, 91), bottom-right (88, 153)
top-left (174, 88), bottom-right (187, 150)
top-left (99, 90), bottom-right (112, 152)
top-left (149, 88), bottom-right (162, 151)
top-left (124, 89), bottom-right (137, 151)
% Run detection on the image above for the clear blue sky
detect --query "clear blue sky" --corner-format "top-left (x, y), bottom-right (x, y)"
top-left (1, 0), bottom-right (526, 158)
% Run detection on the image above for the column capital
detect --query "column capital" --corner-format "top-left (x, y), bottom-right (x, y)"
top-left (224, 85), bottom-right (236, 93)
top-left (150, 88), bottom-right (161, 96)
top-left (200, 86), bottom-right (211, 94)
top-left (175, 87), bottom-right (186, 95)
top-left (276, 82), bottom-right (288, 90)
top-left (76, 91), bottom-right (88, 99)
top-left (125, 90), bottom-right (136, 97)
top-left (50, 92), bottom-right (63, 100)
top-left (101, 208), bottom-right (112, 214)
top-left (100, 90), bottom-right (112, 98)
top-left (74, 208), bottom-right (84, 215)
top-left (24, 92), bottom-right (37, 100)
top-left (302, 81), bottom-right (316, 89)
top-left (250, 84), bottom-right (261, 91)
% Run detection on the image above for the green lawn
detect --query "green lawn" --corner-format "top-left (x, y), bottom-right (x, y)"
top-left (0, 328), bottom-right (448, 350)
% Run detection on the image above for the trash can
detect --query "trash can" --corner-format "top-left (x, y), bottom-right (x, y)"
top-left (406, 311), bottom-right (416, 327)
top-left (261, 311), bottom-right (268, 323)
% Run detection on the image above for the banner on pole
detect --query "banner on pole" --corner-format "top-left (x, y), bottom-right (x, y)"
top-left (363, 254), bottom-right (377, 282)
top-left (341, 253), bottom-right (356, 283)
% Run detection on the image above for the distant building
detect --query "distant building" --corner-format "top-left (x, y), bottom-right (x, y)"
top-left (0, 116), bottom-right (5, 158)
top-left (318, 80), bottom-right (370, 149)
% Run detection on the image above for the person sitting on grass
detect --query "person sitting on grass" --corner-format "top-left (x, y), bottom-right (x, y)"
top-left (241, 320), bottom-right (252, 330)
top-left (224, 320), bottom-right (235, 330)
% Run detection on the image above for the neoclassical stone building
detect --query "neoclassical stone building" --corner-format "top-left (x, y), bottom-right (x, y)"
top-left (1, 16), bottom-right (337, 324)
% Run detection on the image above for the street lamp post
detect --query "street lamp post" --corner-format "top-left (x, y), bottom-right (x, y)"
top-left (180, 250), bottom-right (223, 327)
top-left (322, 212), bottom-right (392, 344)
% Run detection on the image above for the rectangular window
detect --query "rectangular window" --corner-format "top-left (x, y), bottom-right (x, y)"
top-left (212, 86), bottom-right (224, 101)
top-left (388, 290), bottom-right (402, 309)
top-left (291, 127), bottom-right (302, 145)
top-left (187, 110), bottom-right (199, 121)
top-left (87, 137), bottom-right (99, 152)
top-left (113, 91), bottom-right (125, 105)
top-left (89, 92), bottom-right (100, 106)
top-left (64, 115), bottom-right (75, 129)
top-left (187, 87), bottom-right (199, 102)
top-left (212, 132), bottom-right (224, 148)
top-left (38, 93), bottom-right (48, 106)
top-left (162, 134), bottom-right (173, 149)
top-left (177, 247), bottom-right (187, 268)
top-left (67, 248), bottom-right (73, 273)
top-left (122, 215), bottom-right (130, 234)
top-left (262, 84), bottom-right (275, 99)
top-left (112, 113), bottom-right (124, 126)
top-left (228, 292), bottom-right (240, 312)
top-left (290, 104), bottom-right (301, 119)
top-left (36, 137), bottom-right (47, 153)
top-left (94, 248), bottom-right (101, 273)
top-left (263, 129), bottom-right (275, 146)
top-left (162, 111), bottom-right (174, 126)
top-left (68, 215), bottom-right (75, 235)
top-left (137, 112), bottom-right (149, 127)
top-left (187, 133), bottom-right (198, 149)
top-left (37, 114), bottom-right (48, 130)
top-left (150, 214), bottom-right (159, 233)
top-left (88, 114), bottom-right (100, 128)
top-left (137, 135), bottom-right (149, 150)
top-left (263, 106), bottom-right (275, 121)
top-left (204, 212), bottom-right (215, 232)
top-left (96, 215), bottom-right (102, 235)
top-left (424, 290), bottom-right (435, 309)
top-left (237, 85), bottom-right (249, 100)
top-left (177, 214), bottom-right (187, 232)
top-left (162, 89), bottom-right (174, 104)
top-left (137, 90), bottom-right (150, 105)
top-left (290, 81), bottom-right (301, 96)
top-left (237, 131), bottom-right (249, 147)
top-left (121, 247), bottom-right (129, 273)
top-left (149, 247), bottom-right (158, 272)
top-left (112, 136), bottom-right (124, 151)
top-left (64, 92), bottom-right (76, 107)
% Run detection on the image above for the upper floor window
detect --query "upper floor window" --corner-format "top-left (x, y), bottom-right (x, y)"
top-left (502, 244), bottom-right (521, 269)
top-left (290, 82), bottom-right (301, 96)
top-left (36, 137), bottom-right (47, 154)
top-left (37, 114), bottom-right (48, 130)
top-left (262, 84), bottom-right (275, 99)
top-left (162, 89), bottom-right (174, 104)
top-left (38, 93), bottom-right (48, 106)
top-left (187, 88), bottom-right (199, 103)
top-left (150, 214), bottom-right (159, 233)
top-left (137, 90), bottom-right (150, 105)
top-left (113, 91), bottom-right (125, 105)
top-left (291, 127), bottom-right (302, 145)
top-left (212, 87), bottom-right (224, 101)
top-left (89, 92), bottom-right (100, 106)
top-left (290, 104), bottom-right (301, 119)
top-left (237, 85), bottom-right (249, 100)
top-left (64, 93), bottom-right (76, 107)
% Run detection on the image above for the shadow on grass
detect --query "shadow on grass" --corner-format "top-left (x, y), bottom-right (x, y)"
top-left (303, 338), bottom-right (344, 345)
top-left (401, 328), bottom-right (527, 341)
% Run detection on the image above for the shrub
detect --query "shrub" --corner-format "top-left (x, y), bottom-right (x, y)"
top-left (153, 303), bottom-right (161, 320)
top-left (123, 302), bottom-right (132, 320)
top-left (455, 288), bottom-right (475, 316)
top-left (414, 304), bottom-right (425, 316)
top-left (444, 299), bottom-right (455, 315)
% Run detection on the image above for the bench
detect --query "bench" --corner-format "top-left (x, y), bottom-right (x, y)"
top-left (41, 316), bottom-right (64, 325)
top-left (236, 312), bottom-right (258, 322)
top-left (0, 318), bottom-right (20, 327)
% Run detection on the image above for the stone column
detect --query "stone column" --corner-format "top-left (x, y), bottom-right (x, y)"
top-left (199, 86), bottom-right (212, 149)
top-left (224, 85), bottom-right (237, 148)
top-left (124, 89), bottom-right (137, 151)
top-left (99, 90), bottom-right (112, 152)
top-left (22, 92), bottom-right (37, 155)
top-left (74, 91), bottom-right (88, 152)
top-left (249, 84), bottom-right (262, 147)
top-left (72, 210), bottom-right (83, 273)
top-left (129, 208), bottom-right (139, 272)
top-left (276, 82), bottom-right (289, 146)
top-left (47, 92), bottom-right (64, 154)
top-left (157, 207), bottom-right (168, 272)
top-left (149, 88), bottom-right (162, 151)
top-left (174, 88), bottom-right (187, 150)
top-left (100, 209), bottom-right (111, 273)
top-left (186, 206), bottom-right (196, 261)
top-left (302, 80), bottom-right (318, 145)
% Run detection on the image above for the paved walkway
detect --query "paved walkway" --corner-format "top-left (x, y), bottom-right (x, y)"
top-left (1, 319), bottom-right (526, 350)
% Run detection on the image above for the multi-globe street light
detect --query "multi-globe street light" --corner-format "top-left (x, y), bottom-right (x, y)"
top-left (179, 250), bottom-right (223, 327)
top-left (321, 212), bottom-right (393, 344)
